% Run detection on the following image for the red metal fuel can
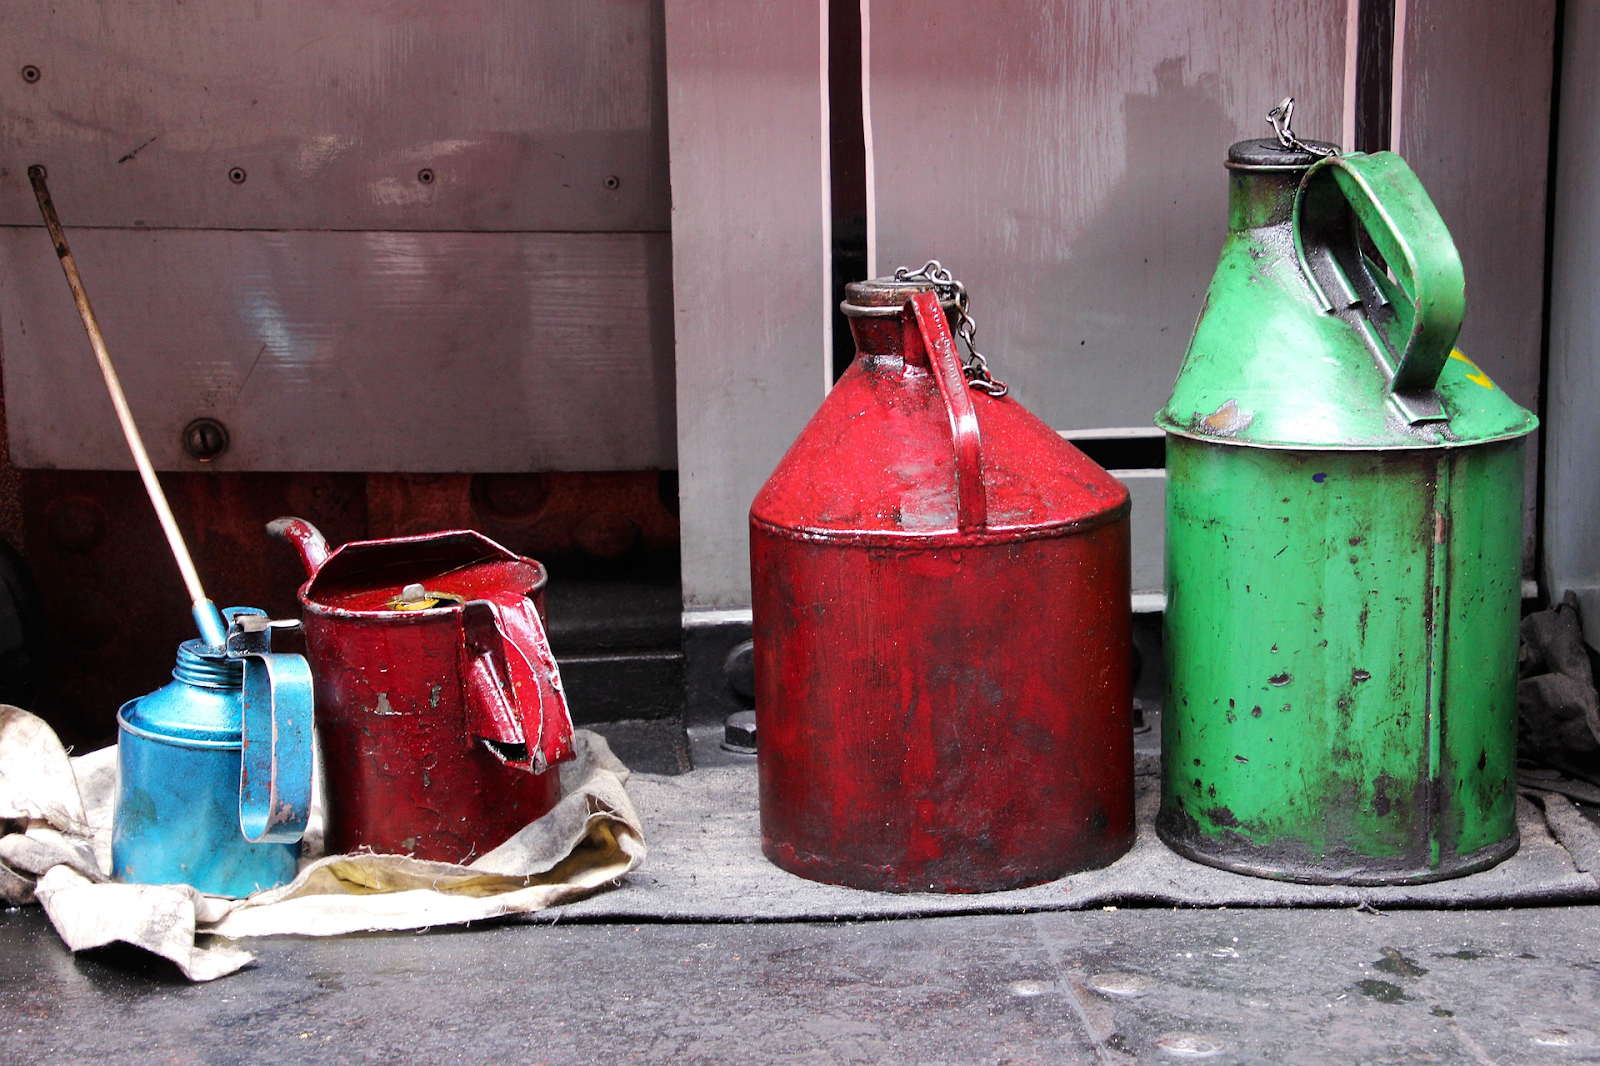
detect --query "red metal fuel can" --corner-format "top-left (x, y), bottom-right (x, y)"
top-left (750, 275), bottom-right (1135, 893)
top-left (271, 518), bottom-right (574, 863)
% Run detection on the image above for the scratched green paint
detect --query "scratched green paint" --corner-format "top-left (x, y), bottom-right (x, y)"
top-left (1161, 440), bottom-right (1523, 878)
top-left (1156, 147), bottom-right (1534, 883)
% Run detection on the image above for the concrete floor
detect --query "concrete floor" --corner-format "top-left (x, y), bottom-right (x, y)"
top-left (7, 648), bottom-right (1598, 1065)
top-left (3, 901), bottom-right (1598, 1064)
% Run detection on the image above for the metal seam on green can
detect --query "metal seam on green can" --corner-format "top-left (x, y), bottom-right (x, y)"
top-left (1425, 454), bottom-right (1450, 869)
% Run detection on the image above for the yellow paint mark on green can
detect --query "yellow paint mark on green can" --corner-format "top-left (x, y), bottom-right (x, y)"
top-left (1449, 350), bottom-right (1495, 389)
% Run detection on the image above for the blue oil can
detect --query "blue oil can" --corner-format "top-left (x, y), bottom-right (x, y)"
top-left (112, 608), bottom-right (314, 898)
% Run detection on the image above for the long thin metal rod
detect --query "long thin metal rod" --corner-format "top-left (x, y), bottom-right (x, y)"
top-left (27, 165), bottom-right (227, 648)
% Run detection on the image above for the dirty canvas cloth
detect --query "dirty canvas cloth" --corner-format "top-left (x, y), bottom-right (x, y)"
top-left (1519, 591), bottom-right (1600, 756)
top-left (0, 707), bottom-right (644, 980)
top-left (556, 754), bottom-right (1600, 922)
top-left (1517, 592), bottom-right (1600, 806)
top-left (0, 707), bottom-right (112, 904)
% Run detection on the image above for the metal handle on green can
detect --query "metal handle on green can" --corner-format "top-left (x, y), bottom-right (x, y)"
top-left (1294, 151), bottom-right (1466, 395)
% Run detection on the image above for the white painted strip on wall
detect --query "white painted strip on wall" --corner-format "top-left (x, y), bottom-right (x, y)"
top-left (821, 0), bottom-right (835, 396)
top-left (684, 607), bottom-right (755, 628)
top-left (1342, 0), bottom-right (1360, 150)
top-left (1132, 593), bottom-right (1167, 614)
top-left (1391, 0), bottom-right (1409, 149)
top-left (860, 0), bottom-right (877, 278)
top-left (1057, 426), bottom-right (1165, 440)
top-left (688, 598), bottom-right (1165, 624)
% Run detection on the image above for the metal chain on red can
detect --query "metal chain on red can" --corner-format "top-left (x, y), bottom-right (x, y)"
top-left (892, 260), bottom-right (1008, 397)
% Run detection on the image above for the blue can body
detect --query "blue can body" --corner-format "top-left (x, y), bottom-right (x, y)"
top-left (112, 631), bottom-right (301, 897)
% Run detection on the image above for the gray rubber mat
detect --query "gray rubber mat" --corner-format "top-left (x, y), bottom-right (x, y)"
top-left (558, 758), bottom-right (1600, 921)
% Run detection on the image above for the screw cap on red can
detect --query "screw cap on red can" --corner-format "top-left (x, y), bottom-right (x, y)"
top-left (840, 277), bottom-right (959, 318)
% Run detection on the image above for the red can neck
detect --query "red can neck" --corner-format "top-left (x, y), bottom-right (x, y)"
top-left (847, 315), bottom-right (930, 367)
top-left (841, 277), bottom-right (957, 369)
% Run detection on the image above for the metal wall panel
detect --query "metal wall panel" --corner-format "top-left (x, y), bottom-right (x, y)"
top-left (1397, 0), bottom-right (1555, 572)
top-left (0, 1), bottom-right (668, 232)
top-left (665, 0), bottom-right (829, 610)
top-left (0, 229), bottom-right (676, 471)
top-left (1544, 0), bottom-right (1600, 624)
top-left (867, 1), bottom-right (1347, 432)
top-left (865, 0), bottom-right (1347, 602)
top-left (0, 2), bottom-right (677, 475)
top-left (1119, 469), bottom-right (1166, 599)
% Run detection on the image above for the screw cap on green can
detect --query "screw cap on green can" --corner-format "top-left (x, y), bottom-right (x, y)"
top-left (1225, 137), bottom-right (1341, 170)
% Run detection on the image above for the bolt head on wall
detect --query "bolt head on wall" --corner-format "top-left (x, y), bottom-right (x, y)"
top-left (182, 418), bottom-right (230, 462)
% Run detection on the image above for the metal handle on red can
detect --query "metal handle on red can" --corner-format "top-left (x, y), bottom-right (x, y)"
top-left (460, 594), bottom-right (574, 774)
top-left (904, 289), bottom-right (988, 532)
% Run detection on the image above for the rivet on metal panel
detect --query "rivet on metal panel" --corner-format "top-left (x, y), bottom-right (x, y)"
top-left (656, 470), bottom-right (680, 517)
top-left (45, 495), bottom-right (108, 554)
top-left (182, 417), bottom-right (230, 461)
top-left (723, 639), bottom-right (754, 701)
top-left (1008, 980), bottom-right (1052, 998)
top-left (1155, 1032), bottom-right (1225, 1059)
top-left (573, 511), bottom-right (639, 559)
top-left (417, 168), bottom-right (435, 185)
top-left (20, 65), bottom-right (40, 84)
top-left (1086, 972), bottom-right (1151, 999)
top-left (721, 709), bottom-right (756, 754)
top-left (227, 167), bottom-right (247, 185)
top-left (603, 175), bottom-right (621, 190)
top-left (469, 473), bottom-right (549, 524)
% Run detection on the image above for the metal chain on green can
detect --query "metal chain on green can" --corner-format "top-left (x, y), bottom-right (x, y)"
top-left (1266, 96), bottom-right (1338, 158)
top-left (893, 260), bottom-right (1008, 397)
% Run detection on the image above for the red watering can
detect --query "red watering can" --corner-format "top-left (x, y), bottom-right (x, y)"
top-left (271, 518), bottom-right (574, 863)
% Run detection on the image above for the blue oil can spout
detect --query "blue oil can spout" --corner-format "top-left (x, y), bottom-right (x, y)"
top-left (28, 167), bottom-right (234, 653)
top-left (192, 599), bottom-right (228, 650)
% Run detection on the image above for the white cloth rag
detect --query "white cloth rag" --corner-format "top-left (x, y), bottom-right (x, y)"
top-left (0, 706), bottom-right (645, 980)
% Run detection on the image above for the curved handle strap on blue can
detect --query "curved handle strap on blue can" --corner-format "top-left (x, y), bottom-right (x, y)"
top-left (228, 615), bottom-right (314, 844)
top-left (1293, 151), bottom-right (1465, 421)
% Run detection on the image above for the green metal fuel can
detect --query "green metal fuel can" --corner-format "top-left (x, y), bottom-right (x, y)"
top-left (1155, 125), bottom-right (1537, 885)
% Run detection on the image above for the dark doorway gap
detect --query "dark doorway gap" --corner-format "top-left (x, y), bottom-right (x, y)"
top-left (829, 0), bottom-right (868, 382)
top-left (1532, 0), bottom-right (1567, 599)
top-left (1066, 436), bottom-right (1167, 473)
top-left (1355, 0), bottom-right (1396, 152)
